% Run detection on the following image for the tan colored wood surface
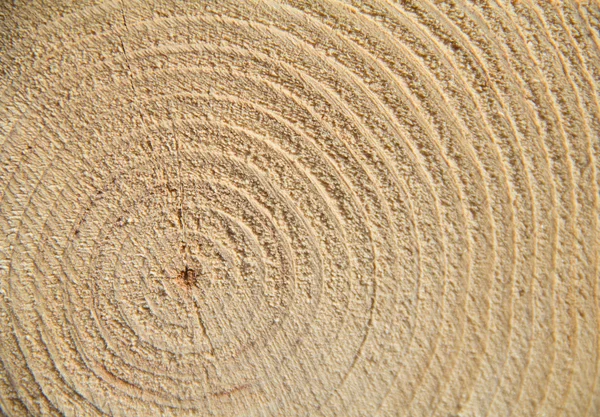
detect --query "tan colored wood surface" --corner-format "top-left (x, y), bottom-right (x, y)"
top-left (1, 1), bottom-right (600, 416)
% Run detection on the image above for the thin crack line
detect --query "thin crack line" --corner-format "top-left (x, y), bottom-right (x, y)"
top-left (118, 0), bottom-right (136, 93)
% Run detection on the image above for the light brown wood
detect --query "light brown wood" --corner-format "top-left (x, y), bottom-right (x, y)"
top-left (1, 1), bottom-right (599, 416)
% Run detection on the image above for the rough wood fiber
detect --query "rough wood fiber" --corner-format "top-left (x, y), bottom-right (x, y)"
top-left (1, 0), bottom-right (599, 416)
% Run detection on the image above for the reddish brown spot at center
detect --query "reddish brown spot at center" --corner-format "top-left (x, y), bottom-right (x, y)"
top-left (176, 265), bottom-right (197, 289)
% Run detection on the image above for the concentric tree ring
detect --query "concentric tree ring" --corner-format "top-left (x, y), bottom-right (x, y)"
top-left (1, 1), bottom-right (599, 416)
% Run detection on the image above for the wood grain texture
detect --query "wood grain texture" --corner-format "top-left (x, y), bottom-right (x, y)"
top-left (1, 0), bottom-right (599, 416)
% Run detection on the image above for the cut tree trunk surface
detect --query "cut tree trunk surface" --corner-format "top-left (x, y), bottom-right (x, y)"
top-left (1, 1), bottom-right (600, 416)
